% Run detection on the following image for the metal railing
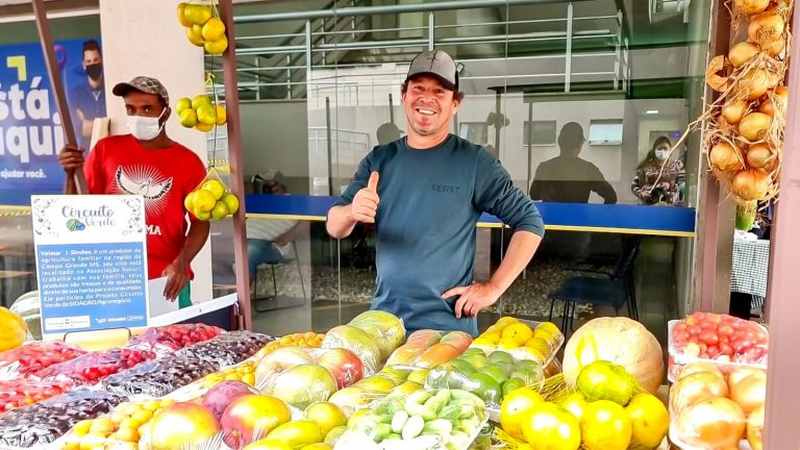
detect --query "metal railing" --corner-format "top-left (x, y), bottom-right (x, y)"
top-left (208, 0), bottom-right (630, 100)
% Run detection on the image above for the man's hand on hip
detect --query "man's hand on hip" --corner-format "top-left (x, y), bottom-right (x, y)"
top-left (442, 282), bottom-right (503, 319)
top-left (59, 145), bottom-right (85, 173)
top-left (163, 256), bottom-right (190, 301)
top-left (350, 171), bottom-right (380, 224)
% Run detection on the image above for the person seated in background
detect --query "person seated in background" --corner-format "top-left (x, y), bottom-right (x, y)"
top-left (631, 136), bottom-right (686, 206)
top-left (530, 122), bottom-right (617, 204)
top-left (245, 173), bottom-right (302, 284)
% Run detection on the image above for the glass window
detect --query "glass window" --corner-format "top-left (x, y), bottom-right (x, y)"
top-left (588, 119), bottom-right (624, 146)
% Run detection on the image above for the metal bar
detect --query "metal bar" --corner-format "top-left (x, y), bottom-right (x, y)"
top-left (526, 101), bottom-right (533, 197)
top-left (235, 0), bottom-right (596, 23)
top-left (565, 2), bottom-right (573, 93)
top-left (325, 97), bottom-right (333, 196)
top-left (428, 12), bottom-right (435, 50)
top-left (388, 93), bottom-right (394, 123)
top-left (613, 10), bottom-right (621, 90)
top-left (236, 32), bottom-right (306, 41)
top-left (219, 0), bottom-right (251, 330)
top-left (763, 4), bottom-right (800, 447)
top-left (305, 20), bottom-right (313, 74)
top-left (285, 55), bottom-right (292, 99)
top-left (31, 0), bottom-right (88, 194)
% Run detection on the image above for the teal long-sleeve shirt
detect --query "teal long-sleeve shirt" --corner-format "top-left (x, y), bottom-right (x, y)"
top-left (333, 134), bottom-right (544, 336)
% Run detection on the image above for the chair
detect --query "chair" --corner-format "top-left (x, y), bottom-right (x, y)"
top-left (548, 237), bottom-right (641, 334)
top-left (253, 240), bottom-right (307, 313)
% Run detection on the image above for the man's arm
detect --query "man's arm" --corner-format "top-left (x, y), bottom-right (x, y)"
top-left (163, 220), bottom-right (210, 300)
top-left (59, 144), bottom-right (85, 194)
top-left (590, 166), bottom-right (618, 204)
top-left (326, 205), bottom-right (359, 239)
top-left (443, 230), bottom-right (541, 318)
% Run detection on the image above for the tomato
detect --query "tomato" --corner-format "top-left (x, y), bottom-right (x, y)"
top-left (718, 325), bottom-right (734, 337)
top-left (719, 343), bottom-right (733, 356)
top-left (706, 346), bottom-right (720, 358)
top-left (700, 332), bottom-right (719, 346)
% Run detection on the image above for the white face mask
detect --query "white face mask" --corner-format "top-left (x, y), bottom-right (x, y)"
top-left (655, 148), bottom-right (670, 160)
top-left (127, 109), bottom-right (166, 141)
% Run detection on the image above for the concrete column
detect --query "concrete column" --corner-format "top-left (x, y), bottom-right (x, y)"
top-left (98, 0), bottom-right (212, 302)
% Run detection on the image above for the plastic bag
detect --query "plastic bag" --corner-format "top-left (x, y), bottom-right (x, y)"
top-left (0, 378), bottom-right (73, 414)
top-left (179, 331), bottom-right (272, 367)
top-left (128, 323), bottom-right (223, 354)
top-left (322, 325), bottom-right (382, 376)
top-left (102, 352), bottom-right (219, 399)
top-left (348, 311), bottom-right (406, 362)
top-left (185, 166), bottom-right (240, 222)
top-left (35, 347), bottom-right (156, 384)
top-left (0, 389), bottom-right (126, 448)
top-left (385, 330), bottom-right (469, 369)
top-left (0, 341), bottom-right (85, 380)
top-left (667, 313), bottom-right (768, 382)
top-left (335, 388), bottom-right (487, 450)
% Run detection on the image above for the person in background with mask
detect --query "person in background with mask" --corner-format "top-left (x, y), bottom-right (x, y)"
top-left (631, 136), bottom-right (686, 205)
top-left (58, 76), bottom-right (209, 307)
top-left (69, 40), bottom-right (106, 151)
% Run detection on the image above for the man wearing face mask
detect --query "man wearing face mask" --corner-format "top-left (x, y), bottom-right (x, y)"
top-left (59, 76), bottom-right (209, 306)
top-left (69, 40), bottom-right (106, 151)
top-left (326, 50), bottom-right (544, 335)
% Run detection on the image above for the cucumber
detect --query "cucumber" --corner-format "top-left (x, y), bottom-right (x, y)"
top-left (391, 410), bottom-right (409, 433)
top-left (401, 415), bottom-right (425, 440)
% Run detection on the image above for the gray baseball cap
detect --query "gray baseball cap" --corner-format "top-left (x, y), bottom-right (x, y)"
top-left (406, 49), bottom-right (459, 91)
top-left (112, 76), bottom-right (170, 105)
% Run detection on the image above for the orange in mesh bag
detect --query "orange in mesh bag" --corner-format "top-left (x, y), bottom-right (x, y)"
top-left (184, 167), bottom-right (240, 221)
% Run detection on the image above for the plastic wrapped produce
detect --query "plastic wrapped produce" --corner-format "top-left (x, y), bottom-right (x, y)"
top-left (386, 330), bottom-right (444, 367)
top-left (255, 346), bottom-right (315, 387)
top-left (101, 352), bottom-right (219, 399)
top-left (0, 379), bottom-right (73, 414)
top-left (178, 330), bottom-right (272, 367)
top-left (323, 326), bottom-right (382, 376)
top-left (406, 330), bottom-right (443, 348)
top-left (265, 363), bottom-right (338, 409)
top-left (0, 389), bottom-right (126, 448)
top-left (35, 348), bottom-right (156, 384)
top-left (348, 311), bottom-right (406, 361)
top-left (129, 323), bottom-right (223, 354)
top-left (0, 341), bottom-right (85, 379)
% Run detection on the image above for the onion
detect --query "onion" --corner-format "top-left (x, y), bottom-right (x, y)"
top-left (669, 371), bottom-right (729, 414)
top-left (748, 12), bottom-right (785, 46)
top-left (737, 68), bottom-right (772, 100)
top-left (738, 112), bottom-right (771, 141)
top-left (734, 0), bottom-right (770, 15)
top-left (759, 86), bottom-right (788, 115)
top-left (762, 36), bottom-right (785, 57)
top-left (676, 397), bottom-right (746, 449)
top-left (728, 367), bottom-right (765, 389)
top-left (722, 99), bottom-right (748, 123)
top-left (747, 405), bottom-right (764, 450)
top-left (677, 362), bottom-right (725, 382)
top-left (746, 143), bottom-right (773, 169)
top-left (732, 169), bottom-right (771, 201)
top-left (730, 371), bottom-right (766, 414)
top-left (706, 55), bottom-right (730, 92)
top-left (710, 142), bottom-right (744, 172)
top-left (729, 42), bottom-right (760, 67)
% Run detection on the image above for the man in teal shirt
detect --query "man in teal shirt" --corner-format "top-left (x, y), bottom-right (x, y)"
top-left (326, 50), bottom-right (544, 335)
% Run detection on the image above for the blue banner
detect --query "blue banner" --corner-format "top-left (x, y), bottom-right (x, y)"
top-left (0, 38), bottom-right (105, 205)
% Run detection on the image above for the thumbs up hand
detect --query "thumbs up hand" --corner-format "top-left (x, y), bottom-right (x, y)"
top-left (350, 171), bottom-right (380, 224)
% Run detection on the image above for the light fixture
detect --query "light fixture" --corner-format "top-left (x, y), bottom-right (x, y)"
top-left (645, 110), bottom-right (659, 115)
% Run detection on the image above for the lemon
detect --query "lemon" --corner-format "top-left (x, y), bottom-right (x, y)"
top-left (175, 97), bottom-right (192, 114)
top-left (495, 316), bottom-right (520, 329)
top-left (500, 387), bottom-right (543, 440)
top-left (183, 4), bottom-right (212, 25)
top-left (177, 3), bottom-right (193, 27)
top-left (626, 393), bottom-right (669, 448)
top-left (195, 122), bottom-right (213, 132)
top-left (215, 104), bottom-right (227, 125)
top-left (204, 35), bottom-right (229, 55)
top-left (202, 179), bottom-right (226, 200)
top-left (179, 108), bottom-right (197, 128)
top-left (202, 17), bottom-right (226, 41)
top-left (305, 402), bottom-right (347, 438)
top-left (498, 338), bottom-right (518, 350)
top-left (502, 322), bottom-right (534, 346)
top-left (186, 24), bottom-right (205, 47)
top-left (559, 391), bottom-right (587, 421)
top-left (211, 201), bottom-right (229, 220)
top-left (222, 193), bottom-right (239, 214)
top-left (193, 189), bottom-right (216, 212)
top-left (581, 400), bottom-right (632, 450)
top-left (521, 402), bottom-right (581, 450)
top-left (192, 94), bottom-right (212, 110)
top-left (196, 104), bottom-right (216, 125)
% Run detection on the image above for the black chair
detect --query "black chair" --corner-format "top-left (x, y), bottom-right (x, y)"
top-left (548, 237), bottom-right (641, 334)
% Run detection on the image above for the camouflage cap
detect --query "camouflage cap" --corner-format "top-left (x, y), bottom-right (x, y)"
top-left (112, 76), bottom-right (169, 105)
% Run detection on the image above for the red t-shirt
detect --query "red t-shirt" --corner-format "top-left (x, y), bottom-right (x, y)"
top-left (84, 134), bottom-right (207, 279)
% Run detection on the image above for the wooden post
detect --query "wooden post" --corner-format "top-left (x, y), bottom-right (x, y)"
top-left (762, 4), bottom-right (800, 447)
top-left (219, 0), bottom-right (252, 330)
top-left (31, 0), bottom-right (88, 194)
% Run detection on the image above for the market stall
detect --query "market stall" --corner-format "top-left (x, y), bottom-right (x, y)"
top-left (0, 0), bottom-right (796, 448)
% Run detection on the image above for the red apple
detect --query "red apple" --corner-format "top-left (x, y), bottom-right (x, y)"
top-left (203, 380), bottom-right (258, 420)
top-left (317, 348), bottom-right (364, 389)
top-left (221, 394), bottom-right (291, 449)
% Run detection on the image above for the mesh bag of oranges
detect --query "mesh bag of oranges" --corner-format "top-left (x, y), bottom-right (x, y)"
top-left (177, 1), bottom-right (229, 55)
top-left (495, 362), bottom-right (671, 450)
top-left (184, 167), bottom-right (240, 221)
top-left (470, 317), bottom-right (564, 366)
